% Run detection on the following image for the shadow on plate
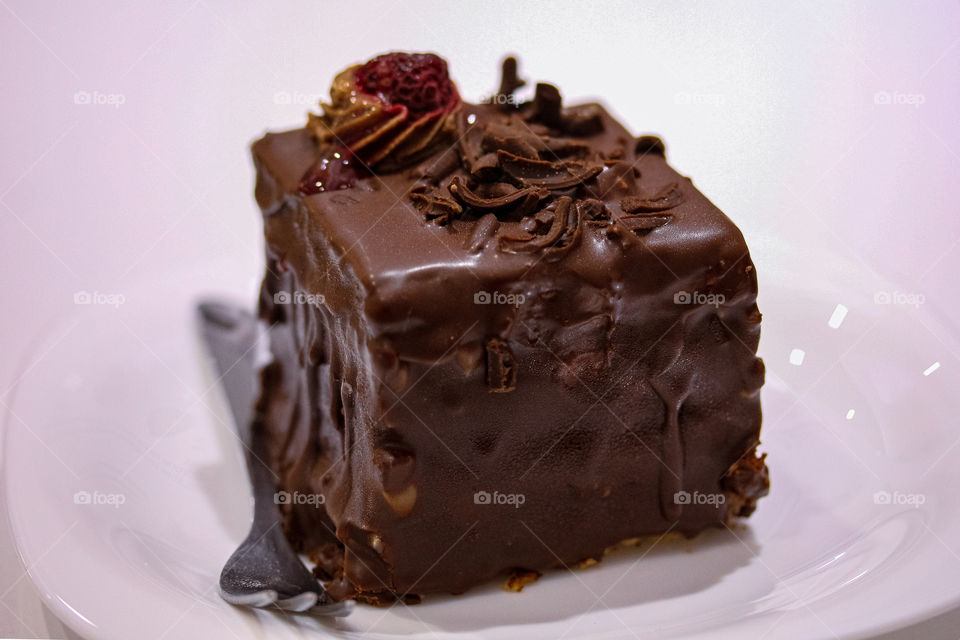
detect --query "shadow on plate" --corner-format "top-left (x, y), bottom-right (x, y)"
top-left (384, 525), bottom-right (760, 632)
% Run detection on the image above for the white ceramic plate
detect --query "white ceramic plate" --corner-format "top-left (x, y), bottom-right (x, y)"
top-left (4, 264), bottom-right (960, 640)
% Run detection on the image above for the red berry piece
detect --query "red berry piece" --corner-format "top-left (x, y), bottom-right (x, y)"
top-left (355, 52), bottom-right (458, 117)
top-left (299, 145), bottom-right (363, 194)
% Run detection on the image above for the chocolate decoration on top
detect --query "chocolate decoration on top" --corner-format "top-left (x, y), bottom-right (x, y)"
top-left (402, 57), bottom-right (685, 268)
top-left (299, 52), bottom-right (461, 194)
top-left (490, 56), bottom-right (525, 109)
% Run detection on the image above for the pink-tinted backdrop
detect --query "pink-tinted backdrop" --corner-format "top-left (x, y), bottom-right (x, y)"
top-left (2, 1), bottom-right (959, 638)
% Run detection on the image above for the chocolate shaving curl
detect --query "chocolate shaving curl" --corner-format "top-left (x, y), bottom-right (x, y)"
top-left (490, 56), bottom-right (525, 110)
top-left (621, 183), bottom-right (684, 212)
top-left (531, 83), bottom-right (563, 128)
top-left (409, 185), bottom-right (462, 225)
top-left (498, 151), bottom-right (603, 190)
top-left (618, 213), bottom-right (673, 237)
top-left (499, 196), bottom-right (582, 258)
top-left (448, 176), bottom-right (550, 211)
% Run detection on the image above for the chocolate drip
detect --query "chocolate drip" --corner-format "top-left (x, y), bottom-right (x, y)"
top-left (651, 379), bottom-right (688, 522)
top-left (648, 318), bottom-right (695, 522)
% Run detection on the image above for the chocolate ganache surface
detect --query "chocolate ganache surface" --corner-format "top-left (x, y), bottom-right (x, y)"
top-left (249, 53), bottom-right (768, 603)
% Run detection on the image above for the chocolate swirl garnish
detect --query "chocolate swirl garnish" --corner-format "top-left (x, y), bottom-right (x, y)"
top-left (576, 198), bottom-right (611, 224)
top-left (498, 151), bottom-right (603, 189)
top-left (300, 53), bottom-right (461, 194)
top-left (409, 185), bottom-right (462, 225)
top-left (416, 145), bottom-right (460, 183)
top-left (621, 183), bottom-right (684, 212)
top-left (618, 213), bottom-right (673, 237)
top-left (448, 176), bottom-right (549, 211)
top-left (485, 134), bottom-right (539, 160)
top-left (470, 153), bottom-right (501, 181)
top-left (538, 136), bottom-right (592, 158)
top-left (479, 123), bottom-right (589, 159)
top-left (499, 196), bottom-right (582, 257)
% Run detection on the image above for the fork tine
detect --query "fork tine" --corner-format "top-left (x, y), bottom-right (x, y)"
top-left (273, 591), bottom-right (318, 612)
top-left (304, 600), bottom-right (356, 617)
top-left (220, 588), bottom-right (278, 608)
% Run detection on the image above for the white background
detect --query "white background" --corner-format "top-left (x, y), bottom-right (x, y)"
top-left (2, 1), bottom-right (959, 637)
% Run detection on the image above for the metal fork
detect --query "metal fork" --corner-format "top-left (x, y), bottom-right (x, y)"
top-left (198, 300), bottom-right (353, 616)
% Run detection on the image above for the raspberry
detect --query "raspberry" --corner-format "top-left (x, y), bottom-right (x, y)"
top-left (356, 52), bottom-right (457, 117)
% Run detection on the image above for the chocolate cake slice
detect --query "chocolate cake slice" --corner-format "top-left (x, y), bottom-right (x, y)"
top-left (250, 52), bottom-right (768, 603)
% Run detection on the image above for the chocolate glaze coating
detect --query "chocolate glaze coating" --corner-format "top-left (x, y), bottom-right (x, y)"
top-left (250, 77), bottom-right (767, 602)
